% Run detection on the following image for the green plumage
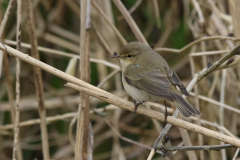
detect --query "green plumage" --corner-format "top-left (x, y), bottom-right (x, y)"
top-left (117, 42), bottom-right (201, 117)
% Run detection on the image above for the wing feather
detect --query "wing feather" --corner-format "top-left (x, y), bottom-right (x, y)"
top-left (124, 68), bottom-right (175, 100)
top-left (165, 68), bottom-right (189, 96)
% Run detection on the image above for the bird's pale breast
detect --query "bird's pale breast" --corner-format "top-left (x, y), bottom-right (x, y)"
top-left (122, 73), bottom-right (149, 103)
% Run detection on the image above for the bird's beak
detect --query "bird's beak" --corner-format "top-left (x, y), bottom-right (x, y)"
top-left (111, 55), bottom-right (121, 58)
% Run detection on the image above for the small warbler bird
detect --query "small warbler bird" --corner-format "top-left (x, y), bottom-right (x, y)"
top-left (112, 42), bottom-right (201, 119)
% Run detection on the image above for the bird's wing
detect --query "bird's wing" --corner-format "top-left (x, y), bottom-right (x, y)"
top-left (165, 67), bottom-right (189, 96)
top-left (124, 66), bottom-right (176, 100)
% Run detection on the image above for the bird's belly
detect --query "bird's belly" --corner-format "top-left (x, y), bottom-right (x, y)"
top-left (122, 77), bottom-right (149, 102)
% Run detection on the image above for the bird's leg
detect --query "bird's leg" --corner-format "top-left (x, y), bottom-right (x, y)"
top-left (133, 100), bottom-right (141, 115)
top-left (164, 100), bottom-right (168, 123)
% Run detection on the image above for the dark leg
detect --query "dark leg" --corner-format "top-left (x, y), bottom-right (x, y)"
top-left (164, 100), bottom-right (168, 123)
top-left (133, 100), bottom-right (142, 115)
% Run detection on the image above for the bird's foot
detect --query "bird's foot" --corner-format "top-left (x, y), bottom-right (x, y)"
top-left (133, 101), bottom-right (144, 115)
top-left (164, 100), bottom-right (168, 124)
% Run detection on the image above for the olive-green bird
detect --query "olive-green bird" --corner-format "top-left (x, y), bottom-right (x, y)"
top-left (112, 42), bottom-right (201, 118)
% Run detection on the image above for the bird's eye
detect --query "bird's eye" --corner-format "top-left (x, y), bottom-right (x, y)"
top-left (127, 55), bottom-right (132, 58)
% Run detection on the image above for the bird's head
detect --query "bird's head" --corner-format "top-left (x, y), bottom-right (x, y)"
top-left (112, 42), bottom-right (150, 67)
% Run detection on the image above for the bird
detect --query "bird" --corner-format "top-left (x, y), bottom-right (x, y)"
top-left (111, 42), bottom-right (201, 120)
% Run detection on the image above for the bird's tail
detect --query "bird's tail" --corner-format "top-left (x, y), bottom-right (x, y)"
top-left (172, 94), bottom-right (201, 117)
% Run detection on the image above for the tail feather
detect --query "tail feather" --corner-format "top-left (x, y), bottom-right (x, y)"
top-left (173, 94), bottom-right (201, 117)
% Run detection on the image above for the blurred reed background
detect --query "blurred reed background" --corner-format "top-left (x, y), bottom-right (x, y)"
top-left (0, 0), bottom-right (240, 159)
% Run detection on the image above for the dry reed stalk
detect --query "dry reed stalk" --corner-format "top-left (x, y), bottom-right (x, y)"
top-left (190, 92), bottom-right (240, 114)
top-left (27, 0), bottom-right (50, 159)
top-left (190, 0), bottom-right (205, 25)
top-left (111, 109), bottom-right (126, 160)
top-left (75, 0), bottom-right (91, 159)
top-left (220, 69), bottom-right (227, 160)
top-left (112, 0), bottom-right (148, 45)
top-left (92, 24), bottom-right (113, 56)
top-left (0, 0), bottom-right (15, 136)
top-left (0, 0), bottom-right (15, 76)
top-left (152, 0), bottom-right (161, 28)
top-left (5, 39), bottom-right (120, 69)
top-left (189, 56), bottom-right (204, 160)
top-left (48, 24), bottom-right (79, 43)
top-left (154, 36), bottom-right (240, 54)
top-left (38, 32), bottom-right (79, 53)
top-left (91, 0), bottom-right (127, 45)
top-left (12, 0), bottom-right (22, 160)
top-left (0, 105), bottom-right (119, 130)
top-left (117, 0), bottom-right (143, 21)
top-left (229, 0), bottom-right (240, 37)
top-left (233, 148), bottom-right (240, 160)
top-left (6, 0), bottom-right (40, 40)
top-left (190, 50), bottom-right (230, 56)
top-left (178, 126), bottom-right (197, 160)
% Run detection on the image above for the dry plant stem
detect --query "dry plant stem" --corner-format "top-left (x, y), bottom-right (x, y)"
top-left (189, 56), bottom-right (204, 159)
top-left (118, 0), bottom-right (143, 20)
top-left (152, 44), bottom-right (240, 153)
top-left (154, 36), bottom-right (240, 54)
top-left (190, 92), bottom-right (240, 114)
top-left (69, 114), bottom-right (77, 151)
top-left (27, 0), bottom-right (50, 159)
top-left (91, 0), bottom-right (127, 45)
top-left (0, 8), bottom-right (17, 160)
top-left (164, 144), bottom-right (235, 151)
top-left (190, 50), bottom-right (229, 56)
top-left (1, 44), bottom-right (240, 145)
top-left (6, 0), bottom-right (40, 40)
top-left (232, 148), bottom-right (240, 160)
top-left (0, 106), bottom-right (119, 130)
top-left (75, 0), bottom-right (91, 159)
top-left (12, 0), bottom-right (22, 159)
top-left (92, 23), bottom-right (113, 55)
top-left (229, 0), bottom-right (240, 37)
top-left (0, 0), bottom-right (14, 77)
top-left (48, 24), bottom-right (79, 43)
top-left (0, 0), bottom-right (14, 37)
top-left (102, 118), bottom-right (162, 155)
top-left (112, 0), bottom-right (148, 45)
top-left (5, 40), bottom-right (120, 70)
top-left (152, 0), bottom-right (160, 28)
top-left (220, 69), bottom-right (227, 160)
top-left (191, 0), bottom-right (205, 25)
top-left (178, 123), bottom-right (197, 160)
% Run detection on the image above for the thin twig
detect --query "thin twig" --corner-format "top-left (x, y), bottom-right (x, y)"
top-left (191, 0), bottom-right (205, 25)
top-left (103, 118), bottom-right (162, 155)
top-left (112, 0), bottom-right (148, 45)
top-left (117, 0), bottom-right (143, 21)
top-left (164, 144), bottom-right (236, 151)
top-left (12, 0), bottom-right (22, 159)
top-left (232, 148), bottom-right (240, 160)
top-left (189, 56), bottom-right (204, 159)
top-left (152, 0), bottom-right (161, 28)
top-left (91, 0), bottom-right (127, 45)
top-left (5, 39), bottom-right (120, 70)
top-left (27, 0), bottom-right (50, 159)
top-left (220, 69), bottom-right (227, 160)
top-left (154, 36), bottom-right (240, 54)
top-left (0, 0), bottom-right (15, 76)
